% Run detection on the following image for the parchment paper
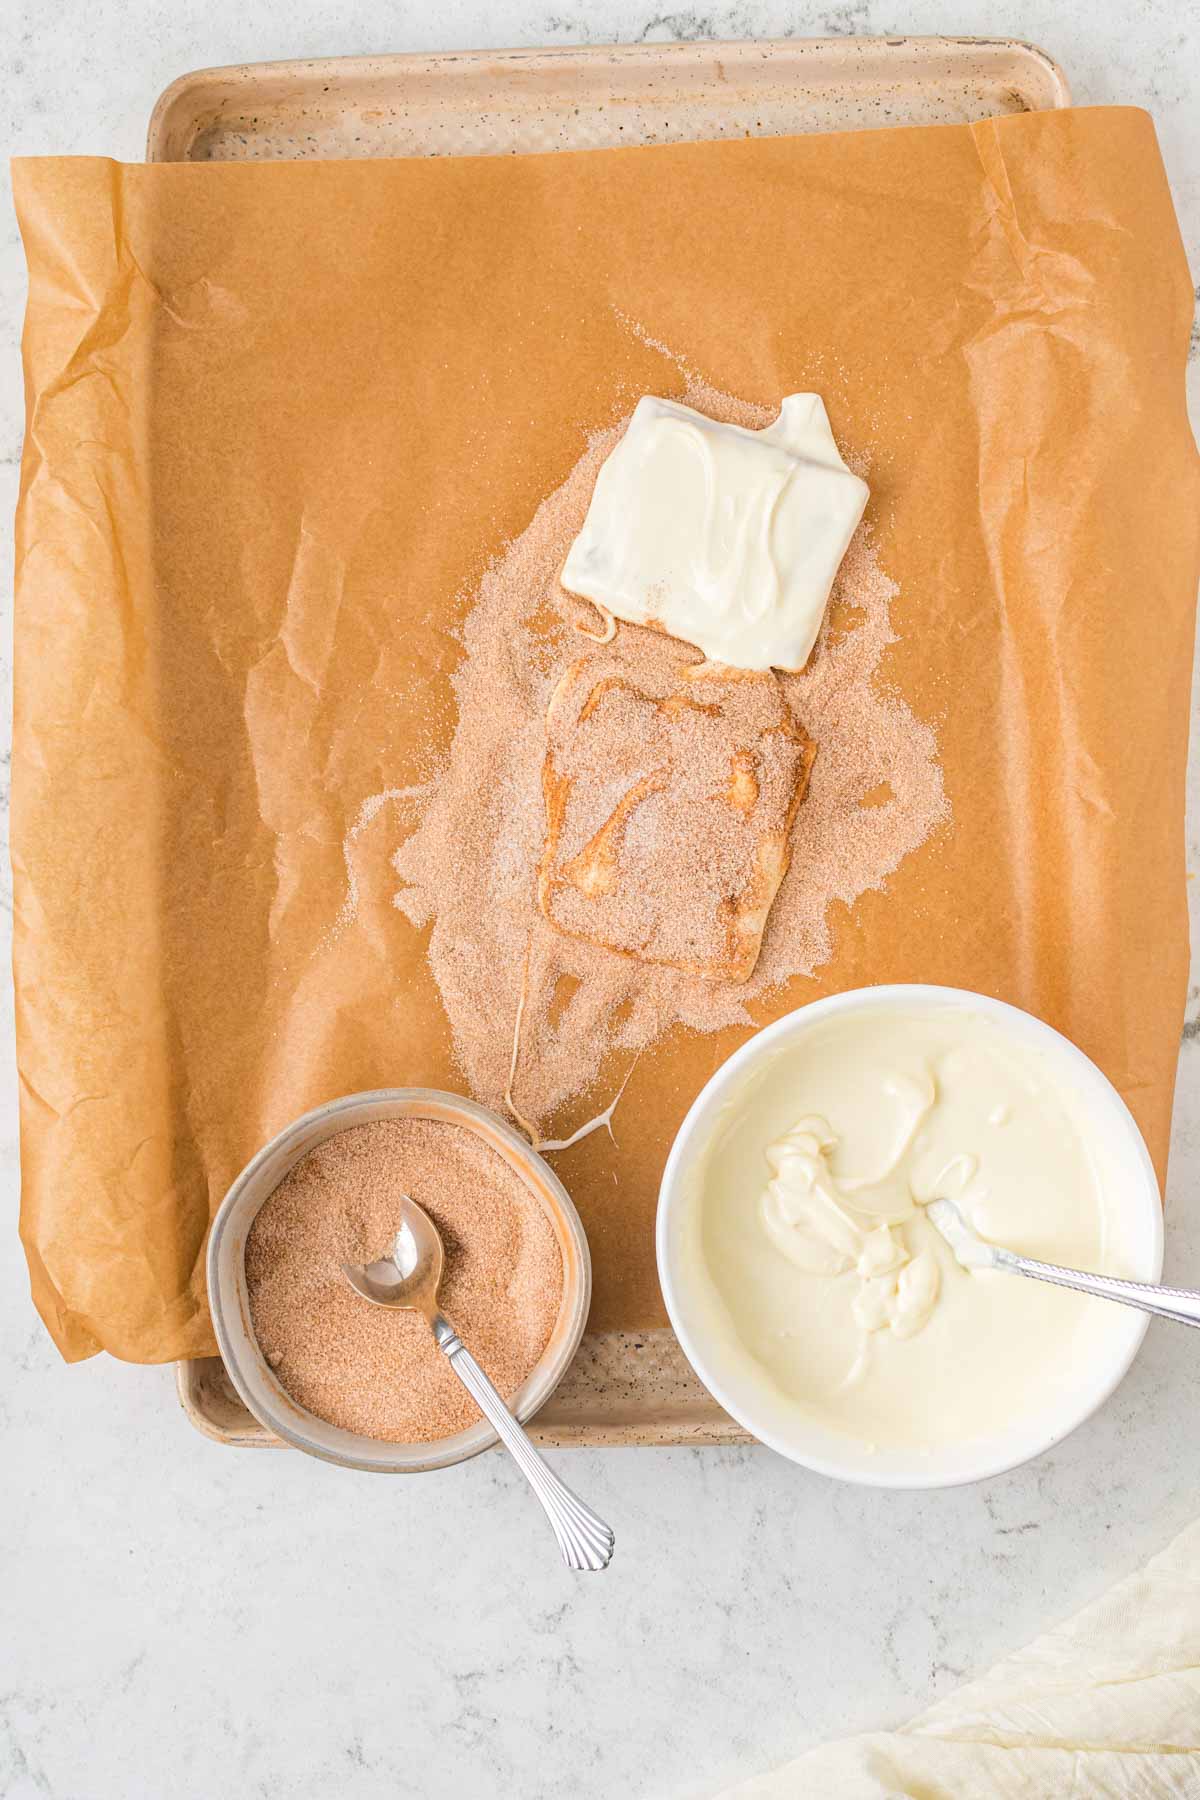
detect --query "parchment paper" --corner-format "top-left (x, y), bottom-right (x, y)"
top-left (12, 106), bottom-right (1199, 1363)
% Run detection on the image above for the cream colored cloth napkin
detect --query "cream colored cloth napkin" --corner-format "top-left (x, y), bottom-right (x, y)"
top-left (721, 1518), bottom-right (1200, 1798)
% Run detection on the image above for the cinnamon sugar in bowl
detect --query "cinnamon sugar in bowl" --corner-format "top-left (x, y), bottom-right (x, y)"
top-left (207, 1090), bottom-right (590, 1473)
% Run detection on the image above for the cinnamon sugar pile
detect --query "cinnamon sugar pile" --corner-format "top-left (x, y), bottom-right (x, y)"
top-left (391, 370), bottom-right (948, 1140)
top-left (245, 1119), bottom-right (563, 1442)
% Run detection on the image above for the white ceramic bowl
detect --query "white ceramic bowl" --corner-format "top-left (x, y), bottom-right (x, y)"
top-left (657, 985), bottom-right (1163, 1488)
top-left (207, 1088), bottom-right (591, 1472)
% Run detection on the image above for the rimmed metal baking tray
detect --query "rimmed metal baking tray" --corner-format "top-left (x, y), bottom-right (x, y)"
top-left (147, 37), bottom-right (1069, 163)
top-left (152, 34), bottom-right (1070, 1451)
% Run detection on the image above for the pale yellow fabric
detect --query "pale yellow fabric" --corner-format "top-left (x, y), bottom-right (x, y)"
top-left (721, 1519), bottom-right (1200, 1798)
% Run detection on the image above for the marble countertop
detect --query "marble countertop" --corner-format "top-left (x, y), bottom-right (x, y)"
top-left (2, 4), bottom-right (1198, 1797)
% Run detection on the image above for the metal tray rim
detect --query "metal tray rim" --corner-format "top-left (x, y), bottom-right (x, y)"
top-left (147, 35), bottom-right (1071, 165)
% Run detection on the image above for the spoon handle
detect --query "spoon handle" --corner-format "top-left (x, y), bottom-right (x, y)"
top-left (433, 1315), bottom-right (615, 1571)
top-left (996, 1249), bottom-right (1200, 1328)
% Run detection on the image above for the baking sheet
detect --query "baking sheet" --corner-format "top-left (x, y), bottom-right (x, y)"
top-left (145, 37), bottom-right (1071, 164)
top-left (12, 103), bottom-right (1199, 1422)
top-left (159, 37), bottom-right (1075, 1453)
top-left (179, 1331), bottom-right (750, 1450)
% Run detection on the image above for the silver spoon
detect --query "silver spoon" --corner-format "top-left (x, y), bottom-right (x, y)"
top-left (927, 1197), bottom-right (1200, 1327)
top-left (342, 1193), bottom-right (615, 1571)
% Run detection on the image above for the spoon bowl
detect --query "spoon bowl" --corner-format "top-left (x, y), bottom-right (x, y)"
top-left (342, 1197), bottom-right (443, 1317)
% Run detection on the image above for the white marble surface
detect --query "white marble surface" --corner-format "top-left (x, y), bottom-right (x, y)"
top-left (2, 4), bottom-right (1199, 1797)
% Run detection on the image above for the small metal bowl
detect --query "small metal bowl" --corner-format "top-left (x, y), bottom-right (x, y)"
top-left (206, 1088), bottom-right (591, 1473)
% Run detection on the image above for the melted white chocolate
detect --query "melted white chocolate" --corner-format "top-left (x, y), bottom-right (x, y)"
top-left (560, 394), bottom-right (869, 673)
top-left (760, 1081), bottom-right (945, 1339)
top-left (694, 1008), bottom-right (1130, 1452)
